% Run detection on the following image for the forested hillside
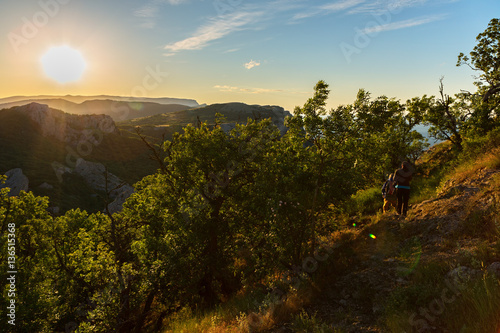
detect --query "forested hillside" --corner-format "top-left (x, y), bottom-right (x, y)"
top-left (1, 18), bottom-right (499, 333)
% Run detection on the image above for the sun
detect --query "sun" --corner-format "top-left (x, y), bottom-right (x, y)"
top-left (41, 46), bottom-right (87, 84)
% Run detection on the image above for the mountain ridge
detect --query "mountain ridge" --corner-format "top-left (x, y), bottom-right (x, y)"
top-left (0, 94), bottom-right (200, 107)
top-left (0, 98), bottom-right (196, 122)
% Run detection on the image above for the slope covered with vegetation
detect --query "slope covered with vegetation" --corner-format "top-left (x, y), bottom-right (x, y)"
top-left (0, 105), bottom-right (156, 212)
top-left (1, 17), bottom-right (499, 333)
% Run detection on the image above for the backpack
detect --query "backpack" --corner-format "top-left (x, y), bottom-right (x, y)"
top-left (382, 174), bottom-right (396, 199)
top-left (387, 178), bottom-right (396, 195)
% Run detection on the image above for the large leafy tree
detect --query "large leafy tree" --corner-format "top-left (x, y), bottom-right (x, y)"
top-left (284, 80), bottom-right (359, 253)
top-left (124, 119), bottom-right (281, 307)
top-left (349, 89), bottom-right (427, 179)
top-left (457, 18), bottom-right (500, 133)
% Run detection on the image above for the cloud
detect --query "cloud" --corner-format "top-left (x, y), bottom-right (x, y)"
top-left (292, 0), bottom-right (365, 20)
top-left (135, 0), bottom-right (188, 28)
top-left (164, 0), bottom-right (187, 4)
top-left (214, 85), bottom-right (282, 94)
top-left (244, 60), bottom-right (261, 69)
top-left (163, 1), bottom-right (305, 54)
top-left (164, 11), bottom-right (263, 53)
top-left (347, 0), bottom-right (429, 14)
top-left (134, 5), bottom-right (158, 18)
top-left (224, 48), bottom-right (241, 53)
top-left (361, 15), bottom-right (445, 34)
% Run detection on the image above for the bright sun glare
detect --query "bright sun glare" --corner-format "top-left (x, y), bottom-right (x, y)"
top-left (41, 46), bottom-right (87, 84)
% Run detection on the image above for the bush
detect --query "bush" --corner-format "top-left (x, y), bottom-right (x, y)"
top-left (344, 186), bottom-right (383, 216)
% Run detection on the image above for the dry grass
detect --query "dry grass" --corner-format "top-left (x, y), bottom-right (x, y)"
top-left (451, 147), bottom-right (500, 183)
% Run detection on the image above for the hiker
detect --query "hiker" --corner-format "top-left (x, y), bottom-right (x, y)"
top-left (381, 173), bottom-right (397, 213)
top-left (394, 161), bottom-right (414, 217)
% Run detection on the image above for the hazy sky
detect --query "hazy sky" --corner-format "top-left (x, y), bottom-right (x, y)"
top-left (0, 0), bottom-right (497, 110)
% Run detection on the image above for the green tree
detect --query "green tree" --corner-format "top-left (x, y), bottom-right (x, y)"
top-left (284, 81), bottom-right (359, 254)
top-left (349, 89), bottom-right (427, 179)
top-left (419, 79), bottom-right (469, 151)
top-left (124, 119), bottom-right (281, 307)
top-left (457, 18), bottom-right (500, 133)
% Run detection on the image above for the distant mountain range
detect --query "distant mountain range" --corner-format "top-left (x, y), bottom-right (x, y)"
top-left (0, 94), bottom-right (200, 107)
top-left (0, 96), bottom-right (201, 122)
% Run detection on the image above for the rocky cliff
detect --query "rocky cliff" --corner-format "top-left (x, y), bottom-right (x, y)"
top-left (74, 159), bottom-right (134, 213)
top-left (16, 103), bottom-right (118, 145)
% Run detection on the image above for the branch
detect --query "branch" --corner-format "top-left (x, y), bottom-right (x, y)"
top-left (483, 83), bottom-right (500, 102)
top-left (135, 127), bottom-right (168, 175)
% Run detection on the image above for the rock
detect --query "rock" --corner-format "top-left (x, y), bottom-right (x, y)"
top-left (447, 266), bottom-right (480, 288)
top-left (220, 123), bottom-right (236, 133)
top-left (48, 206), bottom-right (60, 215)
top-left (17, 103), bottom-right (118, 145)
top-left (74, 158), bottom-right (134, 213)
top-left (487, 262), bottom-right (500, 279)
top-left (38, 182), bottom-right (54, 190)
top-left (268, 105), bottom-right (290, 135)
top-left (107, 185), bottom-right (135, 214)
top-left (1, 168), bottom-right (29, 196)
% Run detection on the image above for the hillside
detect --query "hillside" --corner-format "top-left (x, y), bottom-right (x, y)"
top-left (120, 102), bottom-right (288, 125)
top-left (0, 103), bottom-right (157, 212)
top-left (118, 102), bottom-right (291, 141)
top-left (0, 101), bottom-right (292, 213)
top-left (161, 139), bottom-right (500, 332)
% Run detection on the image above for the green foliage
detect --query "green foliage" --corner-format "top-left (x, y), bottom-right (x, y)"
top-left (344, 187), bottom-right (382, 216)
top-left (456, 18), bottom-right (500, 136)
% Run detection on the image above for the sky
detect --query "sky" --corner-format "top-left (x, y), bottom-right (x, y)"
top-left (0, 0), bottom-right (498, 111)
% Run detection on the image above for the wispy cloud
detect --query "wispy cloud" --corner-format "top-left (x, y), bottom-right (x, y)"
top-left (244, 60), bottom-right (261, 69)
top-left (134, 5), bottom-right (158, 18)
top-left (214, 85), bottom-right (282, 94)
top-left (135, 0), bottom-right (187, 29)
top-left (163, 0), bottom-right (306, 54)
top-left (164, 11), bottom-right (264, 53)
top-left (292, 0), bottom-right (365, 20)
top-left (224, 48), bottom-right (241, 53)
top-left (361, 14), bottom-right (445, 34)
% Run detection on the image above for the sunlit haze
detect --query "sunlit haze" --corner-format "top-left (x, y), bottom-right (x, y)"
top-left (0, 0), bottom-right (498, 110)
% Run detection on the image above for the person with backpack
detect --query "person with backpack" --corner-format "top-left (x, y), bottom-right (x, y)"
top-left (394, 161), bottom-right (414, 217)
top-left (381, 173), bottom-right (397, 213)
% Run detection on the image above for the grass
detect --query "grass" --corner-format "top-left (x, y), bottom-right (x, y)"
top-left (290, 310), bottom-right (341, 332)
top-left (442, 273), bottom-right (500, 333)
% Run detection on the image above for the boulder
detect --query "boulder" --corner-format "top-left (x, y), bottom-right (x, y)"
top-left (1, 168), bottom-right (29, 196)
top-left (38, 182), bottom-right (54, 190)
top-left (488, 262), bottom-right (500, 279)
